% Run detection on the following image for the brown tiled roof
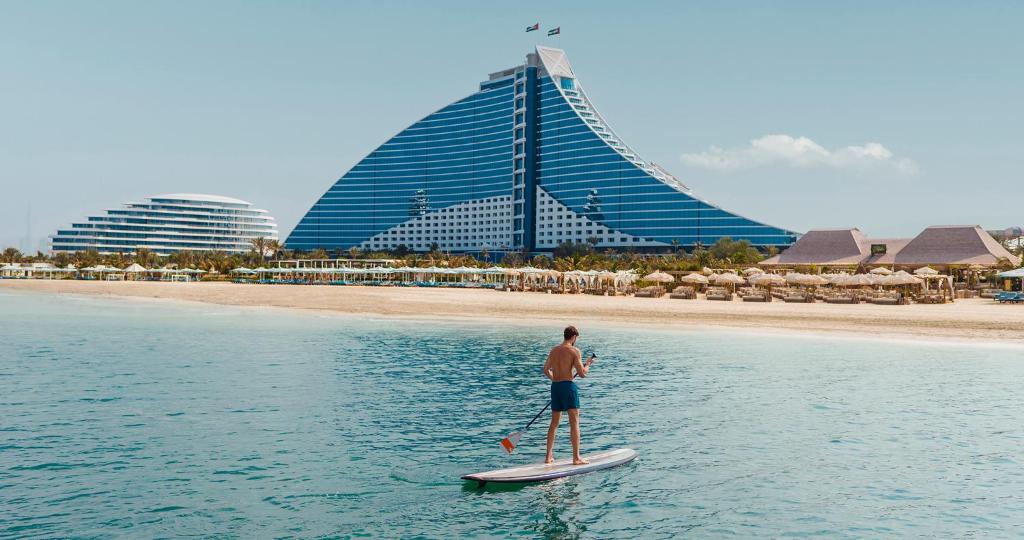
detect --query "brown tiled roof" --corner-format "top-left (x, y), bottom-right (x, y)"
top-left (892, 225), bottom-right (1021, 266)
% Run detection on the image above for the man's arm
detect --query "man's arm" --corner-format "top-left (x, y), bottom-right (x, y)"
top-left (542, 350), bottom-right (554, 380)
top-left (572, 349), bottom-right (591, 378)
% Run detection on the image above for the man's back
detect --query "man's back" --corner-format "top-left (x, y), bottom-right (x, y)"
top-left (546, 344), bottom-right (580, 382)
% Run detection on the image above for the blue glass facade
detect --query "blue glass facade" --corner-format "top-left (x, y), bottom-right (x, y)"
top-left (287, 47), bottom-right (796, 253)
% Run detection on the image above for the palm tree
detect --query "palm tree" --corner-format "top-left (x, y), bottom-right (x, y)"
top-left (250, 237), bottom-right (269, 264)
top-left (265, 239), bottom-right (283, 260)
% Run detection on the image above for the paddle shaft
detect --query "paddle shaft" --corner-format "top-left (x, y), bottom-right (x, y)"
top-left (520, 354), bottom-right (595, 432)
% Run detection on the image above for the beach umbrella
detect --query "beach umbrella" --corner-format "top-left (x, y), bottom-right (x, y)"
top-left (679, 272), bottom-right (709, 284)
top-left (714, 273), bottom-right (745, 285)
top-left (123, 263), bottom-right (146, 272)
top-left (642, 271), bottom-right (675, 283)
top-left (795, 274), bottom-right (829, 287)
top-left (840, 274), bottom-right (874, 287)
top-left (914, 266), bottom-right (939, 276)
top-left (869, 267), bottom-right (893, 275)
top-left (700, 266), bottom-right (714, 276)
top-left (749, 273), bottom-right (785, 286)
top-left (742, 267), bottom-right (764, 276)
top-left (878, 273), bottom-right (923, 286)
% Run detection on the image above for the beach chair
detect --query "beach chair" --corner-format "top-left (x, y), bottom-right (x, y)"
top-left (783, 291), bottom-right (813, 303)
top-left (705, 287), bottom-right (732, 301)
top-left (742, 290), bottom-right (769, 302)
top-left (669, 286), bottom-right (696, 299)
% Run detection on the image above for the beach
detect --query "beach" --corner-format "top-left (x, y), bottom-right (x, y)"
top-left (4, 280), bottom-right (1022, 345)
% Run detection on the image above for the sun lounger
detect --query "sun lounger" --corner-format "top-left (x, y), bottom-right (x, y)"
top-left (669, 286), bottom-right (696, 299)
top-left (783, 292), bottom-right (814, 303)
top-left (635, 286), bottom-right (666, 298)
top-left (705, 287), bottom-right (732, 301)
top-left (995, 291), bottom-right (1021, 304)
top-left (825, 295), bottom-right (857, 304)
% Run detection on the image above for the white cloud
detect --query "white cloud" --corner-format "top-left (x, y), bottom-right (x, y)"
top-left (681, 134), bottom-right (919, 175)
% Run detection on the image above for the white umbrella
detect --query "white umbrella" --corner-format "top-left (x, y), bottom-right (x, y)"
top-left (679, 272), bottom-right (709, 284)
top-left (714, 273), bottom-right (745, 285)
top-left (643, 271), bottom-right (675, 283)
top-left (869, 267), bottom-right (893, 275)
top-left (878, 273), bottom-right (923, 286)
top-left (748, 273), bottom-right (785, 286)
top-left (914, 266), bottom-right (939, 276)
top-left (123, 263), bottom-right (146, 272)
top-left (742, 267), bottom-right (764, 276)
top-left (840, 274), bottom-right (875, 287)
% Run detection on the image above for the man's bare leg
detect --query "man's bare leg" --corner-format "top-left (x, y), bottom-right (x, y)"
top-left (568, 409), bottom-right (589, 465)
top-left (545, 411), bottom-right (561, 463)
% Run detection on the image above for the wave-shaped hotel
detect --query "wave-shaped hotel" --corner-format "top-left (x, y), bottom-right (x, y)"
top-left (287, 46), bottom-right (796, 254)
top-left (50, 193), bottom-right (278, 255)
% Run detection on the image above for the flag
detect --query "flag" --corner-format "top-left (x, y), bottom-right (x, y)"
top-left (547, 27), bottom-right (560, 36)
top-left (525, 23), bottom-right (539, 32)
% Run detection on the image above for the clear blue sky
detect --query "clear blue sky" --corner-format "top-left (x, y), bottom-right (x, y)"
top-left (2, 1), bottom-right (1022, 251)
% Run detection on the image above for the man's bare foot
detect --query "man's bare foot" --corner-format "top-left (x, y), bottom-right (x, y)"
top-left (572, 458), bottom-right (590, 465)
top-left (545, 455), bottom-right (555, 464)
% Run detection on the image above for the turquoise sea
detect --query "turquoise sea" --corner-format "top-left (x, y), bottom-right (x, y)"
top-left (1, 289), bottom-right (1023, 538)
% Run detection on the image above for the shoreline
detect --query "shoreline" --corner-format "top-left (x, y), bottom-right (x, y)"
top-left (4, 280), bottom-right (1023, 347)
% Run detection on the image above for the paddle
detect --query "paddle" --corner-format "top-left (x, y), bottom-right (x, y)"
top-left (500, 353), bottom-right (596, 454)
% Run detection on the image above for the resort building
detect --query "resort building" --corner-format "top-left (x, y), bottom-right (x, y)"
top-left (286, 46), bottom-right (796, 255)
top-left (51, 193), bottom-right (278, 255)
top-left (760, 225), bottom-right (1021, 270)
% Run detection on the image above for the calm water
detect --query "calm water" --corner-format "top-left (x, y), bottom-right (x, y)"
top-left (1, 290), bottom-right (1023, 538)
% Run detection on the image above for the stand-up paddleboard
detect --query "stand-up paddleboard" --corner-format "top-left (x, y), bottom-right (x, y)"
top-left (461, 448), bottom-right (637, 487)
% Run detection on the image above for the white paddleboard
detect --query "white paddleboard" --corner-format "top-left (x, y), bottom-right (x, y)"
top-left (461, 448), bottom-right (637, 486)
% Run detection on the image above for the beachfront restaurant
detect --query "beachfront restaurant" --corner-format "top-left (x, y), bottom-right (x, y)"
top-left (760, 225), bottom-right (1021, 296)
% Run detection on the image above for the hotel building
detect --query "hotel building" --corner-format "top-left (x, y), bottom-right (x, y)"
top-left (286, 46), bottom-right (796, 254)
top-left (50, 193), bottom-right (278, 255)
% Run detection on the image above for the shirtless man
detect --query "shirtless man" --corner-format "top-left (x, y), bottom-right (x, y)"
top-left (542, 325), bottom-right (596, 465)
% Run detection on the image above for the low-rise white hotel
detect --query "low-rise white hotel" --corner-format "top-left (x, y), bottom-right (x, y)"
top-left (50, 193), bottom-right (278, 255)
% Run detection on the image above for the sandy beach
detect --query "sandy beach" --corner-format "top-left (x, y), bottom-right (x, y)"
top-left (4, 279), bottom-right (1023, 345)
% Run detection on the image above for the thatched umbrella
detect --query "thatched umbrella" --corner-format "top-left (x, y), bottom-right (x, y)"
top-left (749, 273), bottom-right (785, 296)
top-left (878, 273), bottom-right (923, 286)
top-left (679, 272), bottom-right (709, 285)
top-left (840, 274), bottom-right (875, 287)
top-left (643, 271), bottom-right (675, 283)
top-left (742, 267), bottom-right (764, 276)
top-left (914, 266), bottom-right (939, 276)
top-left (714, 272), bottom-right (745, 292)
top-left (679, 272), bottom-right (709, 292)
top-left (787, 273), bottom-right (828, 287)
top-left (749, 273), bottom-right (785, 287)
top-left (869, 267), bottom-right (893, 275)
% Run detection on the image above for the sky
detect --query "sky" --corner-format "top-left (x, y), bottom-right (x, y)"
top-left (2, 1), bottom-right (1022, 252)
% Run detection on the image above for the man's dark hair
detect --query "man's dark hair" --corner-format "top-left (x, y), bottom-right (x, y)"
top-left (564, 326), bottom-right (579, 341)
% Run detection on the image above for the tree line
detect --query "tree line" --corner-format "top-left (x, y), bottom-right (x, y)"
top-left (1, 237), bottom-right (774, 276)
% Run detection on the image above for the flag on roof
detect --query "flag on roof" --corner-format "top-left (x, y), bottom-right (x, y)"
top-left (525, 23), bottom-right (539, 32)
top-left (547, 27), bottom-right (560, 36)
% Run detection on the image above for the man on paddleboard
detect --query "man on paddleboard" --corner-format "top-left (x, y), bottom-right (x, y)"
top-left (542, 325), bottom-right (595, 465)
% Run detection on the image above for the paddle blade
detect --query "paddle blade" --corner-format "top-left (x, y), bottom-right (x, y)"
top-left (500, 431), bottom-right (523, 454)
